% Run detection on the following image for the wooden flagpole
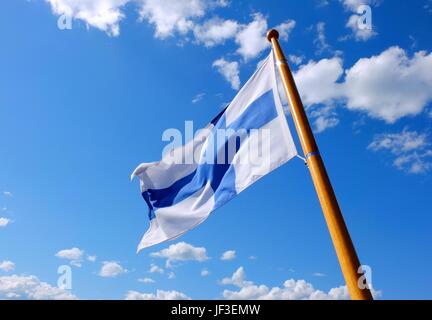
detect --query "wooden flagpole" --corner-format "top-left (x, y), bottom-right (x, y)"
top-left (267, 29), bottom-right (373, 300)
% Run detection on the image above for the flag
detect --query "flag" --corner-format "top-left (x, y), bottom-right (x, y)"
top-left (131, 51), bottom-right (297, 252)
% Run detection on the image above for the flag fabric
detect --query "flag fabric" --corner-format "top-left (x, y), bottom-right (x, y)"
top-left (131, 50), bottom-right (297, 252)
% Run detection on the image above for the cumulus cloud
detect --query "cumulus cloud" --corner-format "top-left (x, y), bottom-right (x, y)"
top-left (339, 0), bottom-right (378, 41)
top-left (0, 217), bottom-right (11, 228)
top-left (125, 289), bottom-right (190, 300)
top-left (221, 250), bottom-right (236, 261)
top-left (55, 247), bottom-right (84, 267)
top-left (0, 261), bottom-right (15, 272)
top-left (3, 191), bottom-right (13, 197)
top-left (212, 58), bottom-right (240, 90)
top-left (0, 274), bottom-right (77, 300)
top-left (45, 0), bottom-right (129, 36)
top-left (151, 242), bottom-right (208, 268)
top-left (234, 13), bottom-right (268, 61)
top-left (149, 263), bottom-right (164, 274)
top-left (138, 0), bottom-right (228, 39)
top-left (138, 277), bottom-right (155, 284)
top-left (99, 261), bottom-right (126, 277)
top-left (368, 129), bottom-right (432, 174)
top-left (193, 17), bottom-right (239, 47)
top-left (221, 267), bottom-right (381, 300)
top-left (201, 268), bottom-right (210, 276)
top-left (87, 255), bottom-right (97, 262)
top-left (292, 46), bottom-right (432, 131)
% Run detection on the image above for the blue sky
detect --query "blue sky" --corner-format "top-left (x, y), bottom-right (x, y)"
top-left (0, 0), bottom-right (431, 300)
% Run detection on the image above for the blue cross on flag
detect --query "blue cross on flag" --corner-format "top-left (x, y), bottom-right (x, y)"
top-left (131, 51), bottom-right (297, 252)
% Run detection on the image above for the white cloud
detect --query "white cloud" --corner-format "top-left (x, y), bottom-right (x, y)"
top-left (292, 47), bottom-right (432, 129)
top-left (343, 47), bottom-right (432, 122)
top-left (346, 13), bottom-right (376, 41)
top-left (192, 93), bottom-right (205, 104)
top-left (99, 261), bottom-right (126, 277)
top-left (312, 272), bottom-right (326, 277)
top-left (3, 191), bottom-right (13, 197)
top-left (138, 277), bottom-right (155, 284)
top-left (221, 267), bottom-right (381, 300)
top-left (235, 13), bottom-right (268, 61)
top-left (0, 217), bottom-right (11, 228)
top-left (368, 129), bottom-right (432, 174)
top-left (138, 0), bottom-right (228, 39)
top-left (55, 247), bottom-right (84, 267)
top-left (151, 242), bottom-right (208, 268)
top-left (221, 250), bottom-right (236, 261)
top-left (168, 271), bottom-right (176, 279)
top-left (0, 261), bottom-right (15, 272)
top-left (125, 289), bottom-right (190, 300)
top-left (87, 255), bottom-right (97, 262)
top-left (339, 0), bottom-right (378, 41)
top-left (0, 274), bottom-right (77, 300)
top-left (45, 0), bottom-right (129, 36)
top-left (288, 54), bottom-right (304, 66)
top-left (275, 20), bottom-right (296, 42)
top-left (149, 263), bottom-right (164, 274)
top-left (193, 17), bottom-right (239, 47)
top-left (55, 247), bottom-right (83, 261)
top-left (201, 268), bottom-right (210, 277)
top-left (212, 58), bottom-right (240, 90)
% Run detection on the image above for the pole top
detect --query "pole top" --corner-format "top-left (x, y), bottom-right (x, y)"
top-left (266, 29), bottom-right (279, 42)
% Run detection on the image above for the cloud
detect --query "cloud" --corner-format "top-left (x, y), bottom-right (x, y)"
top-left (345, 13), bottom-right (377, 41)
top-left (168, 271), bottom-right (176, 279)
top-left (221, 250), bottom-right (236, 261)
top-left (0, 274), bottom-right (77, 300)
top-left (212, 58), bottom-right (240, 90)
top-left (201, 268), bottom-right (210, 277)
top-left (3, 191), bottom-right (13, 197)
top-left (314, 22), bottom-right (331, 55)
top-left (343, 47), bottom-right (432, 122)
top-left (0, 217), bottom-right (11, 228)
top-left (292, 47), bottom-right (432, 130)
top-left (99, 261), bottom-right (126, 277)
top-left (151, 242), bottom-right (208, 268)
top-left (221, 267), bottom-right (381, 300)
top-left (87, 255), bottom-right (97, 262)
top-left (193, 17), bottom-right (239, 47)
top-left (339, 0), bottom-right (378, 41)
top-left (138, 277), bottom-right (155, 284)
top-left (234, 13), bottom-right (268, 61)
top-left (275, 20), bottom-right (296, 41)
top-left (192, 93), bottom-right (206, 104)
top-left (125, 289), bottom-right (190, 300)
top-left (312, 272), bottom-right (326, 277)
top-left (0, 261), bottom-right (15, 272)
top-left (149, 263), bottom-right (164, 274)
top-left (45, 0), bottom-right (129, 36)
top-left (288, 54), bottom-right (305, 66)
top-left (55, 248), bottom-right (84, 267)
top-left (368, 129), bottom-right (432, 174)
top-left (138, 0), bottom-right (228, 39)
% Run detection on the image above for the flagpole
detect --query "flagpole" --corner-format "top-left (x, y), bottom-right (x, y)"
top-left (267, 29), bottom-right (373, 300)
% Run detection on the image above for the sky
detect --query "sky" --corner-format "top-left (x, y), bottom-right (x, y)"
top-left (0, 0), bottom-right (431, 300)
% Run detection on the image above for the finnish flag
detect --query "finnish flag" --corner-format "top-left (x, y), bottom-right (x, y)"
top-left (132, 51), bottom-right (297, 252)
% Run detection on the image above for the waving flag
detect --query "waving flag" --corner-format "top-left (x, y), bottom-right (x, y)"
top-left (131, 51), bottom-right (297, 252)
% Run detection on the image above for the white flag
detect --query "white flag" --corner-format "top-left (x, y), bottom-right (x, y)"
top-left (132, 50), bottom-right (297, 252)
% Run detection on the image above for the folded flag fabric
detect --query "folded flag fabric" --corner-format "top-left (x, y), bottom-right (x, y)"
top-left (131, 51), bottom-right (297, 252)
